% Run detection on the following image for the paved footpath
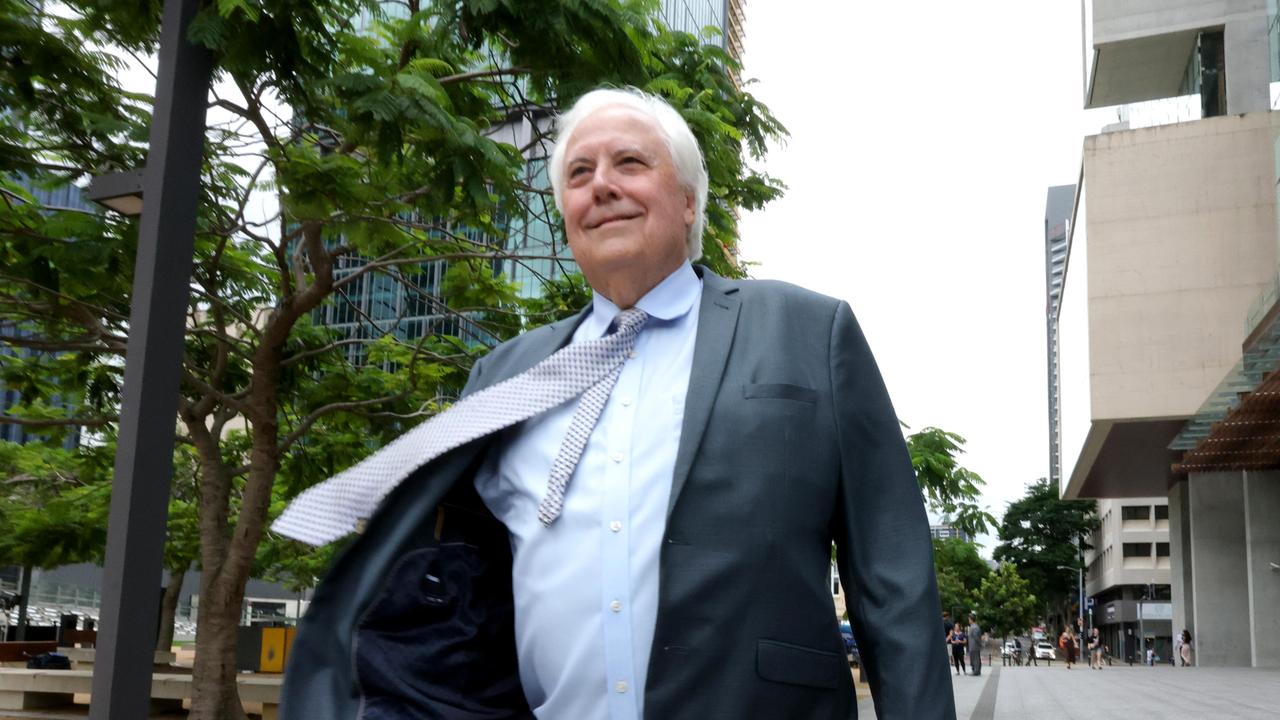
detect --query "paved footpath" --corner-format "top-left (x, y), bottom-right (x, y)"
top-left (856, 663), bottom-right (1280, 719)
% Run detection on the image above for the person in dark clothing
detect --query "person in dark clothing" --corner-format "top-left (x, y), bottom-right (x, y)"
top-left (947, 622), bottom-right (967, 675)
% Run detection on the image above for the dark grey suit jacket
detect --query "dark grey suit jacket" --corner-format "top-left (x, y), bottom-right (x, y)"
top-left (279, 266), bottom-right (955, 720)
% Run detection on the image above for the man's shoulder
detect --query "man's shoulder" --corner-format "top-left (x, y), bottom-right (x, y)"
top-left (711, 272), bottom-right (839, 306)
top-left (705, 271), bottom-right (844, 323)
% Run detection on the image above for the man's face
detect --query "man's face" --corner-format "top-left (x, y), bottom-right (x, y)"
top-left (560, 106), bottom-right (695, 299)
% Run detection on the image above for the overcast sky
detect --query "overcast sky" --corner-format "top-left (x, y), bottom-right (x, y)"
top-left (738, 1), bottom-right (1114, 551)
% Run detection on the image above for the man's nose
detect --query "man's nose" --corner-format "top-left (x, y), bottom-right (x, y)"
top-left (591, 165), bottom-right (621, 201)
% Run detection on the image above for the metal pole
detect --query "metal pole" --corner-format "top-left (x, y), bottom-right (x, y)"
top-left (14, 565), bottom-right (31, 641)
top-left (88, 0), bottom-right (210, 717)
top-left (1138, 598), bottom-right (1145, 665)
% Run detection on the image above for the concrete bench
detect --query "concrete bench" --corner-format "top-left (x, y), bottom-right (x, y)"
top-left (58, 647), bottom-right (177, 670)
top-left (0, 668), bottom-right (282, 718)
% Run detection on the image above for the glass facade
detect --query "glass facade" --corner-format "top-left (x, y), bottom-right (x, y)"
top-left (660, 0), bottom-right (728, 46)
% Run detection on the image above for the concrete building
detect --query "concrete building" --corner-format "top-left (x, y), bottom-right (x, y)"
top-left (929, 522), bottom-right (973, 544)
top-left (1059, 0), bottom-right (1280, 668)
top-left (1083, 498), bottom-right (1172, 662)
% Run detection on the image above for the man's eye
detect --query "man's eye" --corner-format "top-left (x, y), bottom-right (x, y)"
top-left (569, 166), bottom-right (590, 178)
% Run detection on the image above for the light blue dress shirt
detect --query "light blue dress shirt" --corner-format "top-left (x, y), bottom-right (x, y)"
top-left (474, 262), bottom-right (702, 720)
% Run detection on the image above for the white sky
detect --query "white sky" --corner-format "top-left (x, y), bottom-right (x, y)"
top-left (738, 1), bottom-right (1114, 551)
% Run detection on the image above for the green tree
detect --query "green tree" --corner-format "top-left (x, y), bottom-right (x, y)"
top-left (932, 536), bottom-right (988, 618)
top-left (1, 1), bottom-right (785, 716)
top-left (906, 426), bottom-right (996, 537)
top-left (972, 562), bottom-right (1038, 642)
top-left (0, 439), bottom-right (202, 650)
top-left (993, 478), bottom-right (1097, 628)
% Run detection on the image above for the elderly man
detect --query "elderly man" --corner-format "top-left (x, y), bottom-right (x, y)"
top-left (275, 87), bottom-right (953, 720)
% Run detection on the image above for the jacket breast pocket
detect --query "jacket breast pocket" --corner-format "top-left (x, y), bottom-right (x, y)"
top-left (756, 639), bottom-right (845, 689)
top-left (742, 382), bottom-right (818, 405)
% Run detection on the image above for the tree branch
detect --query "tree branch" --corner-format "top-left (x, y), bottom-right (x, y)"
top-left (0, 414), bottom-right (116, 428)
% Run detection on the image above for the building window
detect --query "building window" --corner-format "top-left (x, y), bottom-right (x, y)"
top-left (1121, 506), bottom-right (1151, 521)
top-left (1156, 543), bottom-right (1170, 557)
top-left (1154, 505), bottom-right (1169, 520)
top-left (1123, 542), bottom-right (1152, 558)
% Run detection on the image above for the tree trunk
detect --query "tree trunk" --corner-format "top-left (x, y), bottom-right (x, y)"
top-left (189, 573), bottom-right (249, 720)
top-left (156, 565), bottom-right (187, 652)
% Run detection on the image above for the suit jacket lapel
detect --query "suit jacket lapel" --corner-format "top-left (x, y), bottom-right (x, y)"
top-left (668, 267), bottom-right (741, 519)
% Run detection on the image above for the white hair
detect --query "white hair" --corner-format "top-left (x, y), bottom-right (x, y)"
top-left (547, 87), bottom-right (709, 262)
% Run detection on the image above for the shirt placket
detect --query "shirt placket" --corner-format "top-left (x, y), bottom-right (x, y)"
top-left (601, 348), bottom-right (642, 720)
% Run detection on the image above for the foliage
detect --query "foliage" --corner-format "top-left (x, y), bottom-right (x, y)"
top-left (905, 425), bottom-right (996, 538)
top-left (972, 562), bottom-right (1038, 641)
top-left (932, 537), bottom-right (988, 619)
top-left (935, 569), bottom-right (971, 620)
top-left (0, 440), bottom-right (110, 569)
top-left (2, 1), bottom-right (787, 716)
top-left (0, 437), bottom-right (201, 580)
top-left (992, 478), bottom-right (1098, 622)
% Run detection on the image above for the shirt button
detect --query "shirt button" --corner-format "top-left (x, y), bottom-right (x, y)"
top-left (619, 395), bottom-right (633, 406)
top-left (609, 520), bottom-right (622, 532)
top-left (611, 452), bottom-right (624, 463)
top-left (627, 350), bottom-right (637, 359)
top-left (616, 681), bottom-right (629, 694)
top-left (610, 600), bottom-right (622, 612)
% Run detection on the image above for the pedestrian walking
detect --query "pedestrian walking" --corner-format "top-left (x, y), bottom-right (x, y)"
top-left (1024, 635), bottom-right (1038, 666)
top-left (947, 622), bottom-right (967, 675)
top-left (1060, 627), bottom-right (1078, 669)
top-left (967, 615), bottom-right (983, 676)
top-left (1088, 627), bottom-right (1103, 669)
top-left (1179, 629), bottom-right (1194, 667)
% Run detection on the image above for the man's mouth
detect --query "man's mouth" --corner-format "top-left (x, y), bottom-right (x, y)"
top-left (588, 213), bottom-right (641, 229)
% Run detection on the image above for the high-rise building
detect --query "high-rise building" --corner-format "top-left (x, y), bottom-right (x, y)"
top-left (1058, 0), bottom-right (1279, 668)
top-left (1044, 184), bottom-right (1074, 491)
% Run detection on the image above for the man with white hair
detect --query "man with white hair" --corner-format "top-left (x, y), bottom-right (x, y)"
top-left (275, 87), bottom-right (953, 720)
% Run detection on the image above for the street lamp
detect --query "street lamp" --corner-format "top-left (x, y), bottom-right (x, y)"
top-left (1056, 561), bottom-right (1085, 637)
top-left (86, 0), bottom-right (211, 718)
top-left (86, 170), bottom-right (145, 217)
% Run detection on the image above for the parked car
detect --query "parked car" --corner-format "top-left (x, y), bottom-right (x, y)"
top-left (1035, 641), bottom-right (1056, 660)
top-left (839, 621), bottom-right (859, 665)
top-left (1001, 641), bottom-right (1016, 658)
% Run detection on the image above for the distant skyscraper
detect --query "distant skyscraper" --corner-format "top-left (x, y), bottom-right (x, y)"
top-left (1044, 184), bottom-right (1074, 490)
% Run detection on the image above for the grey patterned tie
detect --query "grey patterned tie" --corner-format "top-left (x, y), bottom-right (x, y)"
top-left (272, 308), bottom-right (648, 546)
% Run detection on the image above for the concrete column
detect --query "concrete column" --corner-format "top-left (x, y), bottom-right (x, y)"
top-left (1188, 471), bottom-right (1252, 666)
top-left (1168, 480), bottom-right (1194, 640)
top-left (1244, 470), bottom-right (1280, 667)
top-left (1223, 2), bottom-right (1271, 114)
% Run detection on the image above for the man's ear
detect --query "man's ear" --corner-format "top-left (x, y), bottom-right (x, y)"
top-left (683, 191), bottom-right (696, 226)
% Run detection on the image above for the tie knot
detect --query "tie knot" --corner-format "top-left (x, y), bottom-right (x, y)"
top-left (609, 307), bottom-right (649, 336)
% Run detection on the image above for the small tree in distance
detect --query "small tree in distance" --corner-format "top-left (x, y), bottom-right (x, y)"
top-left (973, 562), bottom-right (1038, 644)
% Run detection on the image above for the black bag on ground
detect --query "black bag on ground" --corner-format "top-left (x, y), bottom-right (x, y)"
top-left (26, 652), bottom-right (72, 670)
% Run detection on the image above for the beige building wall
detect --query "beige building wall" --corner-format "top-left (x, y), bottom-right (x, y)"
top-left (1085, 497), bottom-right (1171, 597)
top-left (1083, 112), bottom-right (1280, 424)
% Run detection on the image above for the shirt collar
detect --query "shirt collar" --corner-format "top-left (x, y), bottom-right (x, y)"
top-left (582, 262), bottom-right (701, 338)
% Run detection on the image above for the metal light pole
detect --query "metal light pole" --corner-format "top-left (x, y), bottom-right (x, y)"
top-left (87, 0), bottom-right (211, 717)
